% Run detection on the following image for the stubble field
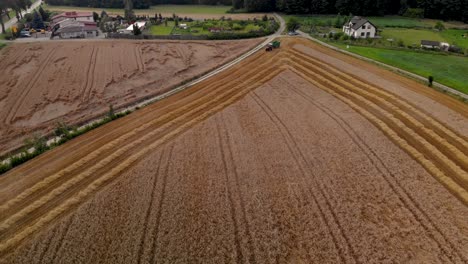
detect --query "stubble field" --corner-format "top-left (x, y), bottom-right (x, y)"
top-left (0, 38), bottom-right (467, 263)
top-left (0, 38), bottom-right (262, 156)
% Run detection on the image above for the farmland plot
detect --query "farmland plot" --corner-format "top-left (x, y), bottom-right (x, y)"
top-left (0, 39), bottom-right (262, 156)
top-left (0, 38), bottom-right (467, 263)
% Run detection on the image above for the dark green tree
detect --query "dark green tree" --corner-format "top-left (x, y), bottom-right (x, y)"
top-left (32, 10), bottom-right (45, 29)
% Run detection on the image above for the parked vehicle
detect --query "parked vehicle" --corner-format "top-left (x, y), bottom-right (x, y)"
top-left (20, 30), bottom-right (31, 38)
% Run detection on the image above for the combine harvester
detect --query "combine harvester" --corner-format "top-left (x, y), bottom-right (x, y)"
top-left (266, 40), bottom-right (281, 52)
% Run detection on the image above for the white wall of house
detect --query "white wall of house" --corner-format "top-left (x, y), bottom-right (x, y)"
top-left (343, 22), bottom-right (376, 38)
top-left (60, 30), bottom-right (97, 39)
top-left (76, 16), bottom-right (93, 22)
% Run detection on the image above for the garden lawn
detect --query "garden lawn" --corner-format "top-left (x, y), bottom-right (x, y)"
top-left (331, 44), bottom-right (468, 94)
top-left (149, 21), bottom-right (174, 35)
top-left (440, 29), bottom-right (468, 49)
top-left (380, 28), bottom-right (446, 45)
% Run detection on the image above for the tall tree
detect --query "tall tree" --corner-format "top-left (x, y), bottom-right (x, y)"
top-left (32, 10), bottom-right (44, 29)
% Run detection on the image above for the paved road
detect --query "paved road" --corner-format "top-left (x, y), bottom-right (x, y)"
top-left (4, 0), bottom-right (42, 30)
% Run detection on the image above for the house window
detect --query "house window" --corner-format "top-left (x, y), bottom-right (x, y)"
top-left (368, 25), bottom-right (371, 29)
top-left (361, 32), bottom-right (365, 37)
top-left (362, 25), bottom-right (366, 29)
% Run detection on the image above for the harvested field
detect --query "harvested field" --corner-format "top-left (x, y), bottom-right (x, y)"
top-left (0, 38), bottom-right (467, 263)
top-left (0, 38), bottom-right (262, 156)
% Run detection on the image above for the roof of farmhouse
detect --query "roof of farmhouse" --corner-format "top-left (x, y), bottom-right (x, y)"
top-left (347, 16), bottom-right (377, 30)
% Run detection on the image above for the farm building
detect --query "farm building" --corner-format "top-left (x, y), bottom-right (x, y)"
top-left (53, 19), bottom-right (98, 39)
top-left (51, 11), bottom-right (94, 25)
top-left (342, 16), bottom-right (377, 38)
top-left (421, 40), bottom-right (450, 51)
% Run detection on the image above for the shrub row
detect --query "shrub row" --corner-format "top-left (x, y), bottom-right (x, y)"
top-left (0, 107), bottom-right (131, 176)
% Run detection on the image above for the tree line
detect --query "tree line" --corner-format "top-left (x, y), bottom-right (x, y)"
top-left (0, 0), bottom-right (34, 33)
top-left (253, 0), bottom-right (468, 23)
top-left (44, 0), bottom-right (232, 9)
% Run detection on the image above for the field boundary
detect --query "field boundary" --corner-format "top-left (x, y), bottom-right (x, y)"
top-left (297, 30), bottom-right (468, 101)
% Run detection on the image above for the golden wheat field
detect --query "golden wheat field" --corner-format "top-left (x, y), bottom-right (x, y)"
top-left (0, 38), bottom-right (467, 263)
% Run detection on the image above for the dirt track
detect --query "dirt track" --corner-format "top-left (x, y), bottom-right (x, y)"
top-left (0, 39), bottom-right (262, 156)
top-left (0, 38), bottom-right (467, 263)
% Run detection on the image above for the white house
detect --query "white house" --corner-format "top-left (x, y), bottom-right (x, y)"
top-left (53, 19), bottom-right (98, 39)
top-left (118, 21), bottom-right (146, 34)
top-left (342, 16), bottom-right (377, 38)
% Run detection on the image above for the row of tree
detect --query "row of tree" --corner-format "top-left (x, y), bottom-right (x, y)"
top-left (0, 0), bottom-right (33, 33)
top-left (245, 0), bottom-right (468, 22)
top-left (44, 0), bottom-right (231, 8)
top-left (36, 0), bottom-right (468, 24)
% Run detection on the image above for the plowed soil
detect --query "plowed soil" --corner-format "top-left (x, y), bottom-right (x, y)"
top-left (0, 38), bottom-right (467, 263)
top-left (0, 39), bottom-right (262, 156)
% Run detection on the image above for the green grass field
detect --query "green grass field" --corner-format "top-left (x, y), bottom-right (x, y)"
top-left (329, 42), bottom-right (468, 93)
top-left (380, 28), bottom-right (446, 44)
top-left (441, 29), bottom-right (468, 49)
top-left (287, 14), bottom-right (467, 30)
top-left (44, 4), bottom-right (230, 15)
top-left (149, 21), bottom-right (175, 35)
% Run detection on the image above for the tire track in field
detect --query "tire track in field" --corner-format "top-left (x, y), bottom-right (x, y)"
top-left (288, 61), bottom-right (468, 205)
top-left (81, 47), bottom-right (98, 103)
top-left (287, 67), bottom-right (467, 263)
top-left (250, 92), bottom-right (357, 264)
top-left (287, 78), bottom-right (465, 263)
top-left (135, 45), bottom-right (145, 73)
top-left (0, 50), bottom-right (279, 194)
top-left (5, 48), bottom-right (55, 124)
top-left (50, 215), bottom-right (75, 263)
top-left (0, 61), bottom-right (284, 257)
top-left (36, 226), bottom-right (57, 264)
top-left (148, 144), bottom-right (174, 264)
top-left (136, 151), bottom-right (165, 264)
top-left (215, 119), bottom-right (243, 264)
top-left (0, 53), bottom-right (282, 220)
top-left (218, 114), bottom-right (257, 264)
top-left (290, 49), bottom-right (468, 171)
top-left (290, 49), bottom-right (468, 152)
top-left (0, 63), bottom-right (282, 234)
top-left (289, 52), bottom-right (468, 182)
top-left (289, 58), bottom-right (468, 193)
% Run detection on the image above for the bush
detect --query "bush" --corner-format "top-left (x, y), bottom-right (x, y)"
top-left (434, 21), bottom-right (445, 31)
top-left (333, 32), bottom-right (343, 40)
top-left (287, 17), bottom-right (300, 32)
top-left (232, 23), bottom-right (243, 30)
top-left (397, 39), bottom-right (405, 47)
top-left (341, 34), bottom-right (349, 41)
top-left (403, 8), bottom-right (424, 18)
top-left (428, 75), bottom-right (434, 87)
top-left (54, 121), bottom-right (71, 137)
top-left (0, 162), bottom-right (11, 174)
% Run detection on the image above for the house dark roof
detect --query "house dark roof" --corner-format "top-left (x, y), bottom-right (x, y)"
top-left (421, 40), bottom-right (440, 46)
top-left (347, 16), bottom-right (377, 30)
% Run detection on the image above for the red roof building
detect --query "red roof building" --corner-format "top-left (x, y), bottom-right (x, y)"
top-left (51, 12), bottom-right (94, 24)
